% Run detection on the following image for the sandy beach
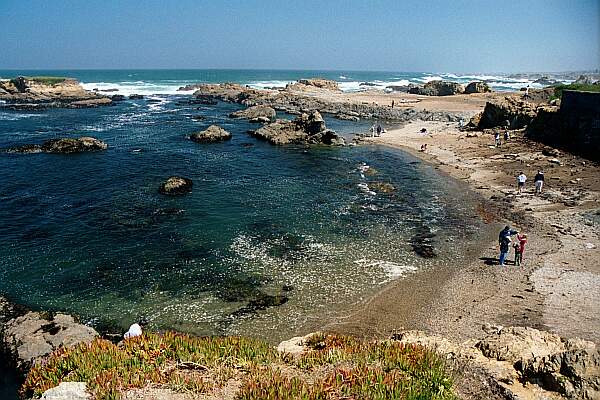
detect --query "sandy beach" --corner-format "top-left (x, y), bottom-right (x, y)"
top-left (326, 118), bottom-right (600, 344)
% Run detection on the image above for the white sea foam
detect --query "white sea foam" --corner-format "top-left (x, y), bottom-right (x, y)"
top-left (354, 259), bottom-right (418, 280)
top-left (81, 81), bottom-right (189, 96)
top-left (246, 80), bottom-right (294, 90)
top-left (0, 112), bottom-right (47, 121)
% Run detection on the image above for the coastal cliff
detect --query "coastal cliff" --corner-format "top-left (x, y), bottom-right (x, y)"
top-left (0, 76), bottom-right (111, 109)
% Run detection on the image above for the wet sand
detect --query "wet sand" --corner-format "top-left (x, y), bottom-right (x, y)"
top-left (327, 120), bottom-right (600, 344)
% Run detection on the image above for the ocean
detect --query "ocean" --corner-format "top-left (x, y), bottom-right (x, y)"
top-left (0, 69), bottom-right (566, 97)
top-left (0, 68), bottom-right (496, 396)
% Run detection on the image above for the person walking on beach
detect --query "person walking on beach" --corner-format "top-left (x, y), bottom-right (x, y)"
top-left (376, 124), bottom-right (382, 136)
top-left (517, 172), bottom-right (527, 193)
top-left (513, 233), bottom-right (528, 266)
top-left (498, 226), bottom-right (518, 266)
top-left (534, 170), bottom-right (545, 194)
top-left (495, 131), bottom-right (501, 147)
top-left (524, 85), bottom-right (530, 99)
top-left (391, 100), bottom-right (395, 108)
top-left (504, 129), bottom-right (510, 142)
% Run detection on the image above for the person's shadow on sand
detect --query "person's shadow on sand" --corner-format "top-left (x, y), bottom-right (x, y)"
top-left (480, 257), bottom-right (516, 266)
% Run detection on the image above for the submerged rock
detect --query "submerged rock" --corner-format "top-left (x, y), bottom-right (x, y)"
top-left (190, 125), bottom-right (232, 143)
top-left (369, 182), bottom-right (396, 194)
top-left (159, 176), bottom-right (193, 195)
top-left (6, 137), bottom-right (108, 154)
top-left (229, 105), bottom-right (276, 122)
top-left (41, 137), bottom-right (108, 153)
top-left (128, 94), bottom-right (144, 100)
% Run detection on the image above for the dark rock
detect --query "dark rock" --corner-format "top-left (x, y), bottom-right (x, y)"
top-left (251, 111), bottom-right (344, 146)
top-left (465, 81), bottom-right (492, 94)
top-left (159, 176), bottom-right (193, 195)
top-left (414, 80), bottom-right (465, 96)
top-left (129, 94), bottom-right (144, 100)
top-left (533, 76), bottom-right (559, 86)
top-left (41, 137), bottom-right (108, 154)
top-left (229, 105), bottom-right (276, 121)
top-left (191, 115), bottom-right (206, 120)
top-left (110, 95), bottom-right (126, 102)
top-left (190, 125), bottom-right (232, 143)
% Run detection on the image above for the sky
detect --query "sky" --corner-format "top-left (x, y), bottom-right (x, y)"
top-left (0, 0), bottom-right (598, 73)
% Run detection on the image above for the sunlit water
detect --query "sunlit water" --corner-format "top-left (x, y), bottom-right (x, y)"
top-left (0, 96), bottom-right (484, 344)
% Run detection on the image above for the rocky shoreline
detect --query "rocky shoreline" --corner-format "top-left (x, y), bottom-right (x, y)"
top-left (0, 76), bottom-right (112, 109)
top-left (182, 81), bottom-right (469, 123)
top-left (1, 293), bottom-right (598, 400)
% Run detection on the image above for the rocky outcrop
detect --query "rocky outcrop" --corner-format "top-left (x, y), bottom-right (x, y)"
top-left (397, 326), bottom-right (599, 400)
top-left (533, 76), bottom-right (559, 86)
top-left (6, 137), bottom-right (108, 154)
top-left (0, 297), bottom-right (98, 372)
top-left (410, 80), bottom-right (465, 96)
top-left (473, 97), bottom-right (538, 129)
top-left (0, 76), bottom-right (111, 108)
top-left (190, 125), bottom-right (232, 143)
top-left (229, 105), bottom-right (276, 122)
top-left (251, 111), bottom-right (345, 145)
top-left (191, 83), bottom-right (466, 122)
top-left (286, 78), bottom-right (341, 92)
top-left (527, 90), bottom-right (600, 161)
top-left (465, 81), bottom-right (492, 94)
top-left (276, 326), bottom-right (599, 400)
top-left (159, 176), bottom-right (193, 195)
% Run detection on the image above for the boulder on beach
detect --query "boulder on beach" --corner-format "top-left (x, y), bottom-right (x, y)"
top-left (286, 78), bottom-right (340, 92)
top-left (229, 105), bottom-right (276, 122)
top-left (129, 94), bottom-right (144, 100)
top-left (159, 176), bottom-right (193, 195)
top-left (190, 125), bottom-right (232, 143)
top-left (251, 111), bottom-right (345, 145)
top-left (465, 81), bottom-right (492, 94)
top-left (420, 80), bottom-right (465, 96)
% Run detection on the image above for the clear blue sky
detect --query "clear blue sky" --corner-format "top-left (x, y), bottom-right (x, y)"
top-left (1, 0), bottom-right (598, 72)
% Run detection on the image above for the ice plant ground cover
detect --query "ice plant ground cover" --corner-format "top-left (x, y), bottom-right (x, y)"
top-left (22, 332), bottom-right (455, 400)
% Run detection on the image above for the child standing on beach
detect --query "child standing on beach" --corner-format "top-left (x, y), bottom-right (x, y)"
top-left (514, 233), bottom-right (528, 266)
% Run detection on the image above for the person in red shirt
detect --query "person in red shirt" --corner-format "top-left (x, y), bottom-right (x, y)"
top-left (514, 233), bottom-right (528, 266)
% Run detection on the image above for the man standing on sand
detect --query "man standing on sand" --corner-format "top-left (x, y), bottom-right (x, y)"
top-left (495, 131), bottom-right (501, 147)
top-left (498, 225), bottom-right (518, 266)
top-left (391, 100), bottom-right (395, 108)
top-left (534, 170), bottom-right (545, 194)
top-left (517, 172), bottom-right (527, 193)
top-left (524, 84), bottom-right (530, 99)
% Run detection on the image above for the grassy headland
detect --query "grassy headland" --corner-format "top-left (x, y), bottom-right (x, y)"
top-left (22, 332), bottom-right (454, 400)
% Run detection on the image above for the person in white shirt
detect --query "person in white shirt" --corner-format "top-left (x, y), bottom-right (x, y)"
top-left (124, 322), bottom-right (143, 339)
top-left (517, 172), bottom-right (527, 193)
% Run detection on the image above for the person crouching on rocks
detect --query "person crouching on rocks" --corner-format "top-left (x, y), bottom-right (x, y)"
top-left (513, 233), bottom-right (528, 266)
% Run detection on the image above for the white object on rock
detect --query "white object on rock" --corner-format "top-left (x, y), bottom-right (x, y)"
top-left (124, 323), bottom-right (142, 339)
top-left (41, 382), bottom-right (90, 400)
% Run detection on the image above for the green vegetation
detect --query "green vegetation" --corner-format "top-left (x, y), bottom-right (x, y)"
top-left (10, 76), bottom-right (67, 86)
top-left (22, 332), bottom-right (455, 400)
top-left (553, 83), bottom-right (600, 99)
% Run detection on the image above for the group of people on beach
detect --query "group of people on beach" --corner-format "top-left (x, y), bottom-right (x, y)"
top-left (498, 225), bottom-right (528, 267)
top-left (370, 123), bottom-right (385, 137)
top-left (516, 170), bottom-right (545, 194)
